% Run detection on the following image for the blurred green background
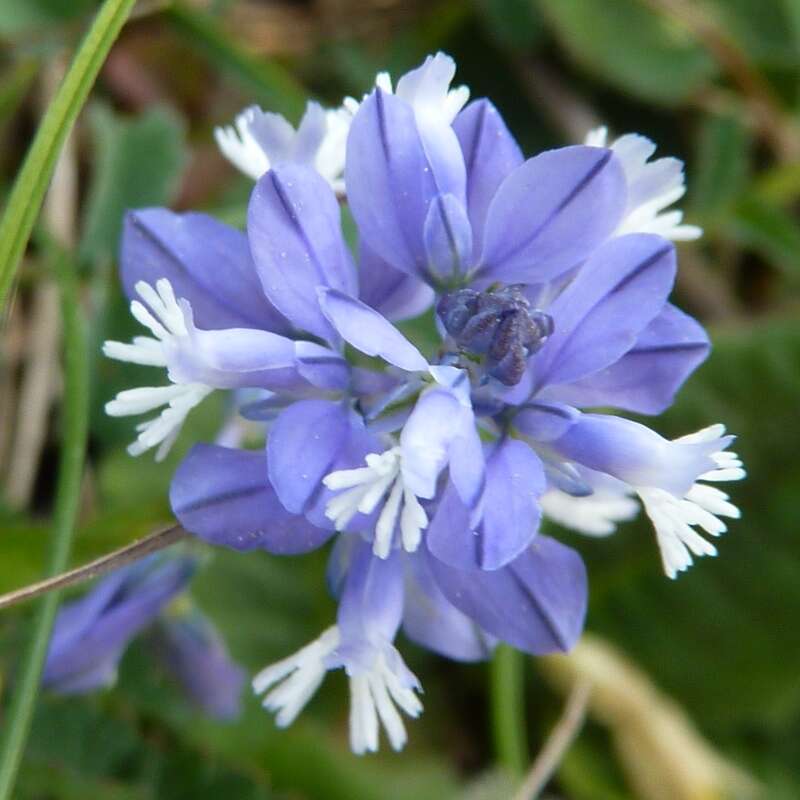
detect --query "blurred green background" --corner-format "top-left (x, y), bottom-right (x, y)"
top-left (1, 0), bottom-right (799, 797)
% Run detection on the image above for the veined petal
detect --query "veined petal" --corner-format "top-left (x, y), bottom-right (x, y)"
top-left (533, 233), bottom-right (676, 389)
top-left (121, 209), bottom-right (290, 333)
top-left (358, 242), bottom-right (435, 322)
top-left (402, 552), bottom-right (494, 662)
top-left (477, 145), bottom-right (627, 285)
top-left (513, 401), bottom-right (581, 442)
top-left (429, 535), bottom-right (588, 654)
top-left (427, 438), bottom-right (545, 571)
top-left (248, 163), bottom-right (357, 342)
top-left (171, 444), bottom-right (334, 554)
top-left (267, 399), bottom-right (378, 524)
top-left (453, 99), bottom-right (523, 259)
top-left (542, 303), bottom-right (710, 414)
top-left (423, 193), bottom-right (473, 281)
top-left (550, 414), bottom-right (727, 497)
top-left (345, 89), bottom-right (466, 282)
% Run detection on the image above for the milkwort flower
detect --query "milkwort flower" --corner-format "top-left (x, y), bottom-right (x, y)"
top-left (105, 53), bottom-right (745, 751)
top-left (42, 553), bottom-right (244, 719)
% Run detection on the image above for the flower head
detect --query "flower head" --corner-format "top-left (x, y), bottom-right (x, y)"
top-left (106, 52), bottom-right (743, 752)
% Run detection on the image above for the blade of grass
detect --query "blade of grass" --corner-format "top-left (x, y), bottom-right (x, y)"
top-left (0, 0), bottom-right (137, 314)
top-left (0, 262), bottom-right (90, 800)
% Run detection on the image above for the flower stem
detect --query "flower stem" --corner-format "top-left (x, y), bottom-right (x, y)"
top-left (0, 524), bottom-right (188, 611)
top-left (0, 0), bottom-right (136, 314)
top-left (0, 267), bottom-right (89, 800)
top-left (490, 644), bottom-right (529, 777)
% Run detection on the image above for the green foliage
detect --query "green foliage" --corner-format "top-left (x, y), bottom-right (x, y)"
top-left (0, 0), bottom-right (136, 312)
top-left (536, 0), bottom-right (717, 104)
top-left (727, 198), bottom-right (800, 278)
top-left (80, 105), bottom-right (186, 265)
top-left (691, 113), bottom-right (752, 220)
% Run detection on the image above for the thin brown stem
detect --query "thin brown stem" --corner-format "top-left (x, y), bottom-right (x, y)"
top-left (512, 679), bottom-right (592, 800)
top-left (0, 524), bottom-right (188, 611)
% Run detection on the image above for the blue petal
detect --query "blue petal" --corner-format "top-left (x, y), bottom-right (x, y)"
top-left (173, 326), bottom-right (349, 393)
top-left (427, 438), bottom-right (545, 571)
top-left (171, 444), bottom-right (334, 553)
top-left (153, 611), bottom-right (245, 720)
top-left (477, 146), bottom-right (627, 285)
top-left (43, 556), bottom-right (195, 693)
top-left (318, 288), bottom-right (429, 372)
top-left (542, 303), bottom-right (709, 414)
top-left (335, 540), bottom-right (405, 666)
top-left (453, 99), bottom-right (523, 259)
top-left (267, 399), bottom-right (380, 528)
top-left (423, 193), bottom-right (473, 281)
top-left (429, 535), bottom-right (588, 654)
top-left (121, 209), bottom-right (290, 333)
top-left (513, 401), bottom-right (581, 442)
top-left (403, 551), bottom-right (495, 662)
top-left (358, 242), bottom-right (435, 322)
top-left (247, 163), bottom-right (357, 342)
top-left (345, 89), bottom-right (466, 282)
top-left (534, 233), bottom-right (676, 389)
top-left (550, 414), bottom-right (724, 495)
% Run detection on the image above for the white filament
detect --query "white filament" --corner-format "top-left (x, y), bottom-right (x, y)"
top-left (323, 447), bottom-right (428, 558)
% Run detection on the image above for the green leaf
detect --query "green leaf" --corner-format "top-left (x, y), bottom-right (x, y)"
top-left (0, 0), bottom-right (137, 315)
top-left (80, 105), bottom-right (186, 264)
top-left (473, 0), bottom-right (546, 51)
top-left (726, 197), bottom-right (800, 277)
top-left (536, 0), bottom-right (717, 105)
top-left (705, 0), bottom-right (799, 68)
top-left (691, 113), bottom-right (751, 219)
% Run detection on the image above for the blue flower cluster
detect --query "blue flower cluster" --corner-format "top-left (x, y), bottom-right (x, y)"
top-left (81, 53), bottom-right (745, 752)
top-left (43, 553), bottom-right (244, 720)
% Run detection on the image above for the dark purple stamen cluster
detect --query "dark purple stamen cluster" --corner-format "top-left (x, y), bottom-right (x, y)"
top-left (437, 286), bottom-right (554, 386)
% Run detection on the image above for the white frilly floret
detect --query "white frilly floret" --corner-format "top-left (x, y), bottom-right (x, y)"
top-left (372, 52), bottom-right (470, 126)
top-left (637, 424), bottom-right (745, 579)
top-left (215, 53), bottom-right (468, 195)
top-left (252, 626), bottom-right (340, 728)
top-left (103, 279), bottom-right (212, 461)
top-left (214, 106), bottom-right (271, 180)
top-left (252, 626), bottom-right (423, 754)
top-left (214, 102), bottom-right (354, 193)
top-left (586, 125), bottom-right (703, 242)
top-left (348, 648), bottom-right (423, 755)
top-left (323, 447), bottom-right (428, 559)
top-left (540, 486), bottom-right (640, 537)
